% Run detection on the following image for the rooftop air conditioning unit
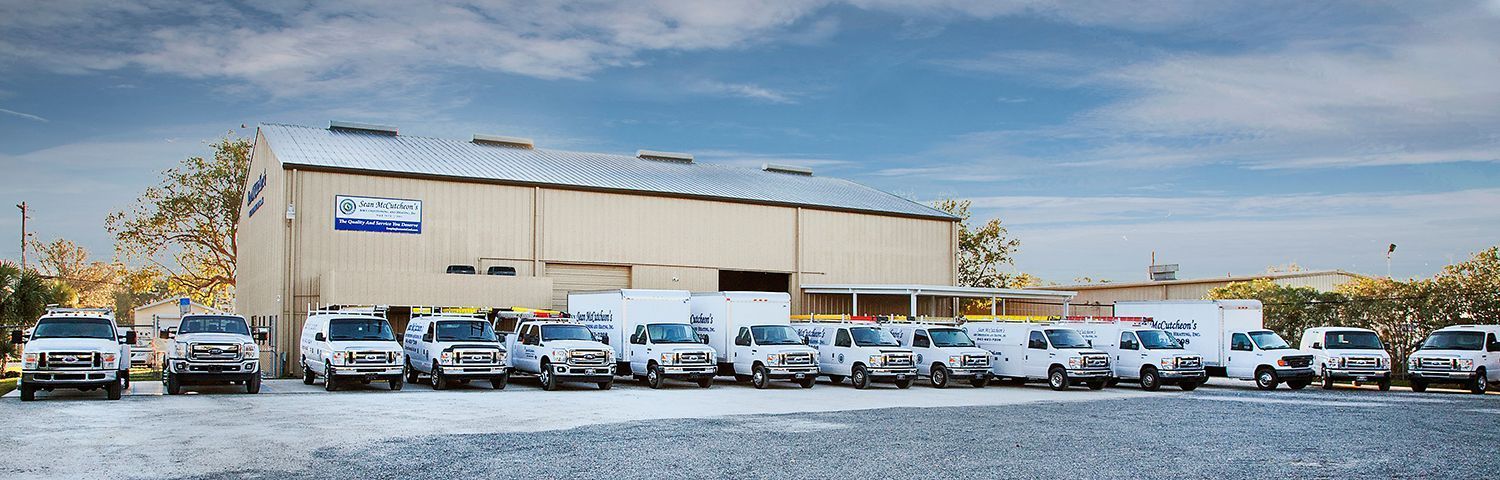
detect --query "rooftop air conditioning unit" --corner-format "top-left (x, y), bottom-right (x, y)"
top-left (1148, 264), bottom-right (1179, 281)
top-left (762, 163), bottom-right (813, 176)
top-left (329, 120), bottom-right (398, 136)
top-left (472, 134), bottom-right (534, 149)
top-left (637, 149), bottom-right (694, 163)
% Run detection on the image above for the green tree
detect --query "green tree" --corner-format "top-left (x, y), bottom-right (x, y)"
top-left (32, 237), bottom-right (121, 308)
top-left (0, 262), bottom-right (70, 372)
top-left (107, 134), bottom-right (250, 304)
top-left (933, 199), bottom-right (1024, 288)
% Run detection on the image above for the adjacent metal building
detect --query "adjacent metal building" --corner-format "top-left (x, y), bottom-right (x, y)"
top-left (1033, 270), bottom-right (1365, 316)
top-left (236, 122), bottom-right (969, 374)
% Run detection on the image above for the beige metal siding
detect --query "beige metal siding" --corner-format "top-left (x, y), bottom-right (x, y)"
top-left (546, 263), bottom-right (631, 309)
top-left (631, 265), bottom-right (718, 292)
top-left (798, 209), bottom-right (952, 284)
top-left (322, 271), bottom-right (551, 307)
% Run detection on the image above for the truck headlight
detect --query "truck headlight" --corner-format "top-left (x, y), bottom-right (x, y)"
top-left (1456, 359), bottom-right (1475, 371)
top-left (242, 342), bottom-right (258, 358)
top-left (328, 351), bottom-right (345, 365)
top-left (661, 353), bottom-right (674, 364)
top-left (101, 353), bottom-right (117, 368)
top-left (551, 349), bottom-right (567, 360)
top-left (174, 343), bottom-right (188, 358)
top-left (868, 355), bottom-right (883, 367)
top-left (1068, 357), bottom-right (1081, 369)
top-left (767, 354), bottom-right (779, 365)
top-left (1408, 357), bottom-right (1418, 368)
top-left (948, 355), bottom-right (961, 365)
top-left (1325, 358), bottom-right (1341, 368)
top-left (440, 351), bottom-right (454, 364)
top-left (1160, 358), bottom-right (1174, 369)
top-left (22, 353), bottom-right (38, 369)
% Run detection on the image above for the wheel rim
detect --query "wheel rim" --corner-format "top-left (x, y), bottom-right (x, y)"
top-left (1143, 372), bottom-right (1156, 388)
top-left (1479, 373), bottom-right (1488, 392)
top-left (541, 369), bottom-right (551, 386)
top-left (854, 369), bottom-right (866, 386)
top-left (1259, 371), bottom-right (1273, 386)
top-left (1051, 372), bottom-right (1063, 388)
top-left (753, 369), bottom-right (765, 385)
top-left (934, 369), bottom-right (946, 386)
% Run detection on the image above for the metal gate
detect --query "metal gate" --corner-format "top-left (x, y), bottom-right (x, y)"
top-left (249, 315), bottom-right (281, 378)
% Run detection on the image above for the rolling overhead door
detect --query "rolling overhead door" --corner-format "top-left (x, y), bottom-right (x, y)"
top-left (547, 263), bottom-right (631, 309)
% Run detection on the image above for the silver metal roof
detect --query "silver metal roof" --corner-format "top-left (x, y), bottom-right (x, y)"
top-left (260, 123), bottom-right (956, 220)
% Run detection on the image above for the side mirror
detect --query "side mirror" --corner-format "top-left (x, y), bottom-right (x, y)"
top-left (1310, 342), bottom-right (1322, 349)
top-left (1086, 339), bottom-right (1093, 348)
top-left (10, 330), bottom-right (22, 344)
top-left (125, 330), bottom-right (138, 344)
top-left (315, 332), bottom-right (326, 342)
top-left (802, 336), bottom-right (810, 345)
top-left (629, 333), bottom-right (640, 345)
top-left (698, 334), bottom-right (709, 345)
top-left (597, 333), bottom-right (609, 345)
top-left (254, 329), bottom-right (269, 342)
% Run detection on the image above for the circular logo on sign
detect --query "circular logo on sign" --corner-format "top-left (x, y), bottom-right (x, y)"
top-left (339, 198), bottom-right (357, 215)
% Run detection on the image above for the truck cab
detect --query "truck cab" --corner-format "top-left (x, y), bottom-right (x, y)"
top-left (1406, 325), bottom-right (1500, 394)
top-left (728, 324), bottom-right (819, 389)
top-left (504, 319), bottom-right (615, 391)
top-left (1227, 330), bottom-right (1316, 390)
top-left (963, 322), bottom-right (1113, 391)
top-left (161, 314), bottom-right (266, 395)
top-left (402, 314), bottom-right (509, 390)
top-left (887, 323), bottom-right (991, 388)
top-left (1300, 327), bottom-right (1392, 390)
top-left (792, 321), bottom-right (917, 389)
top-left (298, 311), bottom-right (405, 392)
top-left (625, 322), bottom-right (717, 389)
top-left (13, 308), bottom-right (136, 401)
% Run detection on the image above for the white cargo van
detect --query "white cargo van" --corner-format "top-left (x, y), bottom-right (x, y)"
top-left (299, 310), bottom-right (405, 391)
top-left (886, 323), bottom-right (992, 388)
top-left (791, 321), bottom-right (916, 389)
top-left (963, 321), bottom-right (1112, 390)
top-left (402, 314), bottom-right (509, 390)
top-left (569, 289), bottom-right (717, 389)
top-left (1115, 300), bottom-right (1316, 390)
top-left (1059, 317), bottom-right (1205, 391)
top-left (690, 291), bottom-right (819, 388)
top-left (1406, 325), bottom-right (1500, 394)
top-left (1299, 327), bottom-right (1392, 390)
top-left (13, 308), bottom-right (136, 401)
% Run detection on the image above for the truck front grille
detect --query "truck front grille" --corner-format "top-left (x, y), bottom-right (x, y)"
top-left (43, 352), bottom-right (97, 369)
top-left (352, 351), bottom-right (393, 364)
top-left (783, 352), bottom-right (815, 366)
top-left (678, 351), bottom-right (712, 365)
top-left (1084, 355), bottom-right (1109, 369)
top-left (568, 349), bottom-right (610, 366)
top-left (190, 343), bottom-right (241, 361)
top-left (1176, 356), bottom-right (1202, 369)
top-left (883, 353), bottom-right (914, 367)
top-left (962, 354), bottom-right (989, 367)
top-left (1417, 357), bottom-right (1454, 371)
top-left (1344, 357), bottom-right (1381, 369)
top-left (454, 349), bottom-right (498, 365)
top-left (1283, 355), bottom-right (1313, 368)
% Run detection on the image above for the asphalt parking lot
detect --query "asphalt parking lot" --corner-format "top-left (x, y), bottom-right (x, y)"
top-left (3, 376), bottom-right (1496, 479)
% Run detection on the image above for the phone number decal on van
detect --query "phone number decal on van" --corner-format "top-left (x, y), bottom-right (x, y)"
top-left (334, 195), bottom-right (422, 234)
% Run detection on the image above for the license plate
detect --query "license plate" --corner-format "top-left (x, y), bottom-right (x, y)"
top-left (897, 375), bottom-right (907, 380)
top-left (794, 374), bottom-right (805, 379)
top-left (1356, 376), bottom-right (1371, 381)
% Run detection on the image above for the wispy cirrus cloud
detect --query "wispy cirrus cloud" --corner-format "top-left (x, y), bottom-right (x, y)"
top-left (0, 107), bottom-right (47, 122)
top-left (689, 80), bottom-right (799, 104)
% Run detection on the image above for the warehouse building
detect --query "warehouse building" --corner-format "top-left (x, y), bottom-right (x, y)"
top-left (236, 121), bottom-right (1071, 375)
top-left (1033, 269), bottom-right (1365, 316)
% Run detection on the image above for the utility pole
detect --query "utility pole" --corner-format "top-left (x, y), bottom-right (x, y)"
top-left (1386, 243), bottom-right (1397, 279)
top-left (15, 202), bottom-right (29, 269)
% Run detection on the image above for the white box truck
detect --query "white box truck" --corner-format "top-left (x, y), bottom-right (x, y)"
top-left (1058, 317), bottom-right (1206, 391)
top-left (962, 321), bottom-right (1113, 390)
top-left (690, 291), bottom-right (819, 388)
top-left (886, 323), bottom-right (992, 388)
top-left (569, 289), bottom-right (717, 389)
top-left (1115, 300), bottom-right (1316, 390)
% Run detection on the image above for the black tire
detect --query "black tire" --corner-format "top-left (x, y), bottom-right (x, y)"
top-left (828, 375), bottom-right (845, 384)
top-left (1106, 378), bottom-right (1119, 388)
top-left (390, 376), bottom-right (403, 391)
top-left (598, 379), bottom-right (613, 390)
top-left (1140, 367), bottom-right (1161, 391)
top-left (1377, 378), bottom-right (1391, 391)
top-left (895, 377), bottom-right (913, 389)
top-left (1048, 367), bottom-right (1068, 391)
top-left (1087, 380), bottom-right (1106, 390)
top-left (432, 364), bottom-right (448, 390)
top-left (121, 374), bottom-right (130, 390)
top-left (106, 378), bottom-right (123, 400)
top-left (1471, 370), bottom-right (1488, 395)
top-left (20, 384), bottom-right (35, 401)
top-left (1322, 376), bottom-right (1335, 389)
top-left (1287, 380), bottom-right (1309, 390)
top-left (540, 361), bottom-right (560, 391)
top-left (247, 375), bottom-right (261, 394)
top-left (798, 377), bottom-right (816, 388)
top-left (1410, 379), bottom-right (1428, 392)
top-left (970, 377), bottom-right (988, 388)
top-left (930, 365), bottom-right (950, 389)
top-left (165, 372), bottom-right (182, 395)
top-left (1179, 381), bottom-right (1199, 391)
top-left (492, 373), bottom-right (509, 390)
top-left (1255, 368), bottom-right (1279, 390)
top-left (697, 377), bottom-right (713, 389)
top-left (302, 362), bottom-right (315, 385)
top-left (647, 363), bottom-right (665, 389)
top-left (851, 365), bottom-right (872, 390)
top-left (752, 365), bottom-right (770, 390)
top-left (405, 363), bottom-right (420, 384)
top-left (324, 371), bottom-right (339, 392)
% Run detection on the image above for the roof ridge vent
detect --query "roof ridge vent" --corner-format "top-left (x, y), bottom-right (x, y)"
top-left (472, 134), bottom-right (535, 149)
top-left (762, 162), bottom-right (813, 176)
top-left (329, 120), bottom-right (398, 136)
top-left (637, 149), bottom-right (694, 163)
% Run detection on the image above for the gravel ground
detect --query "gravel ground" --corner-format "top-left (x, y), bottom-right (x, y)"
top-left (4, 376), bottom-right (1495, 479)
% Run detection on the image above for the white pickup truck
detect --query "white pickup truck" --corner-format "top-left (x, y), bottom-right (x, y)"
top-left (1406, 324), bottom-right (1500, 394)
top-left (792, 321), bottom-right (917, 389)
top-left (162, 314), bottom-right (266, 395)
top-left (887, 323), bottom-right (992, 388)
top-left (1060, 317), bottom-right (1205, 391)
top-left (1299, 326), bottom-right (1392, 390)
top-left (502, 315), bottom-right (615, 391)
top-left (570, 289), bottom-right (717, 389)
top-left (963, 321), bottom-right (1113, 390)
top-left (13, 308), bottom-right (136, 401)
top-left (691, 291), bottom-right (819, 389)
top-left (1116, 300), bottom-right (1316, 390)
top-left (402, 314), bottom-right (510, 390)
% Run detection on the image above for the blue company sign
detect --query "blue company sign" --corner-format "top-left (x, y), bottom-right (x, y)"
top-left (245, 170), bottom-right (267, 218)
top-left (333, 195), bottom-right (422, 234)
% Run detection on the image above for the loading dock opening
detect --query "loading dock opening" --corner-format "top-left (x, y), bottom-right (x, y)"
top-left (719, 270), bottom-right (791, 293)
top-left (800, 284), bottom-right (1078, 320)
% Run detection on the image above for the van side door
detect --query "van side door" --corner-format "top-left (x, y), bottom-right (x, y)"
top-left (1025, 330), bottom-right (1050, 379)
top-left (1227, 333), bottom-right (1255, 379)
top-left (733, 327), bottom-right (754, 375)
top-left (832, 328), bottom-right (853, 375)
top-left (911, 329), bottom-right (934, 376)
top-left (513, 324), bottom-right (539, 373)
top-left (629, 324), bottom-right (649, 374)
top-left (1117, 332), bottom-right (1142, 379)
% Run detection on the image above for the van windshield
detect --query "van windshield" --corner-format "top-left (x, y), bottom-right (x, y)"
top-left (648, 324), bottom-right (700, 344)
top-left (1045, 329), bottom-right (1090, 349)
top-left (32, 318), bottom-right (116, 340)
top-left (328, 318), bottom-right (395, 341)
top-left (1249, 331), bottom-right (1292, 350)
top-left (179, 316), bottom-right (250, 335)
top-left (751, 325), bottom-right (803, 345)
top-left (1418, 331), bottom-right (1484, 351)
top-left (1138, 330), bottom-right (1183, 350)
top-left (436, 320), bottom-right (497, 342)
top-left (1324, 331), bottom-right (1384, 350)
top-left (541, 324), bottom-right (594, 342)
top-left (929, 328), bottom-right (976, 348)
top-left (850, 327), bottom-right (899, 347)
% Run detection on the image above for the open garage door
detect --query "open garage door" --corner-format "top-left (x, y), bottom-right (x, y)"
top-left (547, 263), bottom-right (631, 309)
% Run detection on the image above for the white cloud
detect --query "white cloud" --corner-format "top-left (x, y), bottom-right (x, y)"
top-left (689, 80), bottom-right (799, 104)
top-left (0, 107), bottom-right (47, 122)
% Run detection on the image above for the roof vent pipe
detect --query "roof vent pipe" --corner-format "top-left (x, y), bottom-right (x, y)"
top-left (762, 163), bottom-right (813, 176)
top-left (328, 120), bottom-right (398, 136)
top-left (472, 134), bottom-right (535, 149)
top-left (636, 150), bottom-right (694, 163)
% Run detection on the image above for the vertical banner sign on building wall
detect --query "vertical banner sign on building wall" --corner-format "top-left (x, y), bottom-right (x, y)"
top-left (333, 195), bottom-right (423, 234)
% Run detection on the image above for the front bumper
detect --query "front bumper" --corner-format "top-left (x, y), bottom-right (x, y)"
top-left (1276, 367), bottom-right (1317, 380)
top-left (1408, 370), bottom-right (1478, 382)
top-left (945, 367), bottom-right (993, 379)
top-left (328, 365), bottom-right (404, 379)
top-left (553, 363), bottom-right (615, 379)
top-left (1159, 369), bottom-right (1208, 382)
top-left (22, 369), bottom-right (118, 387)
top-left (764, 366), bottom-right (820, 380)
top-left (865, 367), bottom-right (918, 381)
top-left (1325, 369), bottom-right (1390, 381)
top-left (168, 359), bottom-right (260, 383)
top-left (437, 364), bottom-right (510, 378)
top-left (659, 364), bottom-right (717, 378)
top-left (1065, 368), bottom-right (1113, 379)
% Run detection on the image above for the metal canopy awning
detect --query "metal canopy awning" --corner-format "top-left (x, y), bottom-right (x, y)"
top-left (800, 284), bottom-right (1078, 317)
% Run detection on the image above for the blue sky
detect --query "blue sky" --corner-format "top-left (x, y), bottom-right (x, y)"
top-left (2, 0), bottom-right (1498, 284)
